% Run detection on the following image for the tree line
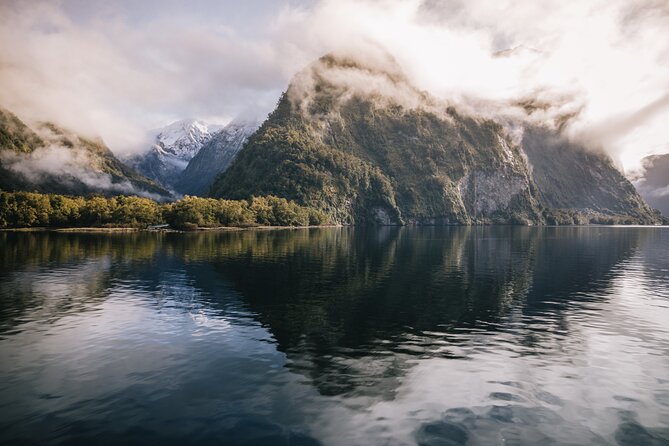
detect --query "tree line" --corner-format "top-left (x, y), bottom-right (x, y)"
top-left (0, 191), bottom-right (329, 229)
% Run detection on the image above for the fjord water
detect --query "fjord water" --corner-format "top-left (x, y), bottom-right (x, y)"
top-left (1, 228), bottom-right (668, 446)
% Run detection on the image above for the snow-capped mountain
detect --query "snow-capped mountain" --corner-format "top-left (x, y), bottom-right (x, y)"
top-left (127, 119), bottom-right (224, 190)
top-left (176, 118), bottom-right (260, 196)
top-left (154, 119), bottom-right (224, 163)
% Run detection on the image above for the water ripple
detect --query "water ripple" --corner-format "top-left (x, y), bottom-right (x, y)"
top-left (0, 227), bottom-right (668, 445)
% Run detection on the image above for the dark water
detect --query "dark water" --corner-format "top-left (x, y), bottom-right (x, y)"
top-left (1, 227), bottom-right (668, 446)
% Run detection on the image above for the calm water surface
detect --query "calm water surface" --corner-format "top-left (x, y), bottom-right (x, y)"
top-left (0, 227), bottom-right (668, 445)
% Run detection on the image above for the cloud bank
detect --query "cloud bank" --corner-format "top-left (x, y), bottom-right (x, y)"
top-left (0, 144), bottom-right (163, 199)
top-left (1, 0), bottom-right (668, 169)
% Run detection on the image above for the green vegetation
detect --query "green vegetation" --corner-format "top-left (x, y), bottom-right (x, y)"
top-left (212, 105), bottom-right (404, 225)
top-left (0, 191), bottom-right (329, 229)
top-left (542, 208), bottom-right (664, 226)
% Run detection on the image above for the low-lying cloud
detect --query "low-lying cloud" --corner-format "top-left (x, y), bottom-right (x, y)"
top-left (0, 0), bottom-right (667, 169)
top-left (0, 145), bottom-right (163, 200)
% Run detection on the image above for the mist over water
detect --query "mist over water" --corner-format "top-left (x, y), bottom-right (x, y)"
top-left (0, 227), bottom-right (668, 445)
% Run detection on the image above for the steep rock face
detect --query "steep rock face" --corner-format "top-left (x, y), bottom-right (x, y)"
top-left (630, 153), bottom-right (669, 218)
top-left (211, 54), bottom-right (543, 225)
top-left (521, 127), bottom-right (660, 223)
top-left (176, 119), bottom-right (259, 196)
top-left (0, 108), bottom-right (168, 198)
top-left (128, 119), bottom-right (222, 190)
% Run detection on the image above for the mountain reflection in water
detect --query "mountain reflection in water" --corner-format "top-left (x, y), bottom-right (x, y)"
top-left (0, 227), bottom-right (668, 445)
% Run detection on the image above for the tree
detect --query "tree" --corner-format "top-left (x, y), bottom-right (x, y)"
top-left (81, 196), bottom-right (114, 226)
top-left (112, 196), bottom-right (163, 227)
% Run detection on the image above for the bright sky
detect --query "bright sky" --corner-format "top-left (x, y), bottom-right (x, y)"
top-left (1, 0), bottom-right (667, 171)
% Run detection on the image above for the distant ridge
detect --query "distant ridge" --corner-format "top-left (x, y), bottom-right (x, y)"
top-left (0, 108), bottom-right (168, 198)
top-left (630, 153), bottom-right (669, 218)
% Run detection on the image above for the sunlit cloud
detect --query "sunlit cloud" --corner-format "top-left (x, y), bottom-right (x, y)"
top-left (0, 0), bottom-right (667, 169)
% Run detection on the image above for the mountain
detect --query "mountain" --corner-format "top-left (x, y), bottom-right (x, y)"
top-left (127, 119), bottom-right (223, 190)
top-left (521, 127), bottom-right (660, 223)
top-left (210, 53), bottom-right (660, 225)
top-left (0, 108), bottom-right (168, 198)
top-left (630, 153), bottom-right (669, 218)
top-left (175, 119), bottom-right (259, 196)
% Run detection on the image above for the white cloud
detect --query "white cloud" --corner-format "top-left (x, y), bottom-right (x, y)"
top-left (0, 0), bottom-right (667, 169)
top-left (0, 145), bottom-right (163, 199)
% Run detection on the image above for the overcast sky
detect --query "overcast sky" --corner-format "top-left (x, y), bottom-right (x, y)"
top-left (1, 0), bottom-right (668, 170)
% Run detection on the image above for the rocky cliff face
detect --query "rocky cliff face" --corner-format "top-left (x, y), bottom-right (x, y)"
top-left (0, 108), bottom-right (168, 198)
top-left (176, 119), bottom-right (259, 196)
top-left (211, 53), bottom-right (658, 225)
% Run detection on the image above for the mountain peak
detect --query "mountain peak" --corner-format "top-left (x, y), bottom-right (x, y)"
top-left (286, 50), bottom-right (430, 117)
top-left (127, 118), bottom-right (225, 190)
top-left (175, 119), bottom-right (260, 196)
top-left (316, 50), bottom-right (407, 83)
top-left (154, 119), bottom-right (223, 149)
top-left (128, 116), bottom-right (255, 193)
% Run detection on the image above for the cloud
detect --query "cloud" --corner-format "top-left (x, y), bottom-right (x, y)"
top-left (0, 144), bottom-right (163, 199)
top-left (0, 0), bottom-right (668, 169)
top-left (579, 92), bottom-right (669, 149)
top-left (0, 1), bottom-right (312, 156)
top-left (301, 0), bottom-right (669, 169)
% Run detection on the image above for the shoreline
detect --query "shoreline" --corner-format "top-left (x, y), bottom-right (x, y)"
top-left (0, 225), bottom-right (344, 233)
top-left (2, 224), bottom-right (668, 234)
